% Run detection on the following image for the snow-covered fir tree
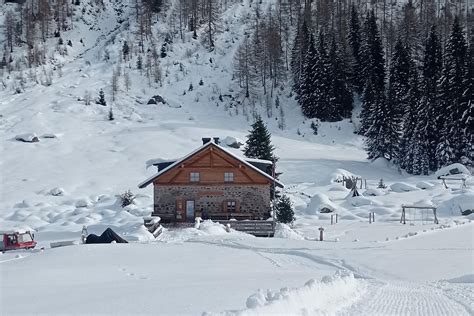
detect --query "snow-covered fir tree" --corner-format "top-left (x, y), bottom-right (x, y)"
top-left (438, 17), bottom-right (470, 166)
top-left (298, 34), bottom-right (318, 118)
top-left (243, 115), bottom-right (277, 162)
top-left (411, 25), bottom-right (443, 172)
top-left (347, 4), bottom-right (364, 95)
top-left (359, 10), bottom-right (386, 137)
top-left (328, 36), bottom-right (353, 120)
top-left (385, 39), bottom-right (411, 163)
top-left (291, 20), bottom-right (310, 97)
top-left (399, 59), bottom-right (420, 174)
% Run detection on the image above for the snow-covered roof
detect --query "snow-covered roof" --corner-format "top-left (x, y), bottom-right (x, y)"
top-left (138, 141), bottom-right (284, 189)
top-left (244, 158), bottom-right (274, 165)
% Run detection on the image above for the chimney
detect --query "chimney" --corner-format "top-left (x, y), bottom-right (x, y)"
top-left (202, 137), bottom-right (211, 145)
top-left (213, 137), bottom-right (220, 144)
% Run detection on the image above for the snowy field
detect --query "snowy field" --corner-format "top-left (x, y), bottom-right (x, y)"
top-left (1, 0), bottom-right (474, 314)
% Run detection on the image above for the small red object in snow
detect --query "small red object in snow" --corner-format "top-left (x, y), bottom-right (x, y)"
top-left (0, 231), bottom-right (37, 251)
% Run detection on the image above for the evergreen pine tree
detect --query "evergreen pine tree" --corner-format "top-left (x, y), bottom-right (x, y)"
top-left (415, 26), bottom-right (443, 171)
top-left (439, 16), bottom-right (469, 165)
top-left (97, 89), bottom-right (106, 106)
top-left (243, 115), bottom-right (277, 162)
top-left (160, 43), bottom-right (167, 58)
top-left (136, 55), bottom-right (143, 70)
top-left (299, 34), bottom-right (318, 118)
top-left (312, 31), bottom-right (332, 121)
top-left (460, 40), bottom-right (473, 166)
top-left (347, 4), bottom-right (364, 95)
top-left (399, 59), bottom-right (420, 173)
top-left (385, 40), bottom-right (411, 162)
top-left (435, 122), bottom-right (456, 168)
top-left (329, 36), bottom-right (353, 120)
top-left (360, 10), bottom-right (386, 137)
top-left (291, 20), bottom-right (310, 97)
top-left (122, 41), bottom-right (129, 60)
top-left (275, 195), bottom-right (295, 224)
top-left (360, 10), bottom-right (388, 160)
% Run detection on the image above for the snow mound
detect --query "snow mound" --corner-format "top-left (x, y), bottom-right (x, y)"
top-left (274, 223), bottom-right (304, 240)
top-left (346, 196), bottom-right (377, 207)
top-left (305, 193), bottom-right (337, 214)
top-left (199, 220), bottom-right (229, 235)
top-left (239, 270), bottom-right (364, 315)
top-left (413, 199), bottom-right (434, 207)
top-left (390, 182), bottom-right (419, 193)
top-left (75, 198), bottom-right (92, 208)
top-left (416, 181), bottom-right (435, 190)
top-left (363, 188), bottom-right (384, 196)
top-left (122, 225), bottom-right (155, 242)
top-left (437, 193), bottom-right (474, 217)
top-left (435, 163), bottom-right (471, 178)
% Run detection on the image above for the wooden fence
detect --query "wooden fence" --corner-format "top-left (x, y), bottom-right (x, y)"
top-left (216, 220), bottom-right (275, 237)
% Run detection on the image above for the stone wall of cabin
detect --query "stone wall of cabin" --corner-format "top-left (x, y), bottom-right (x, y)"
top-left (153, 184), bottom-right (272, 219)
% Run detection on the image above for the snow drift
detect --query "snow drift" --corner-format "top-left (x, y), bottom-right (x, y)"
top-left (219, 270), bottom-right (365, 315)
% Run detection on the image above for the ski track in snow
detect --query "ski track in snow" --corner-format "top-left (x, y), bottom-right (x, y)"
top-left (343, 280), bottom-right (471, 316)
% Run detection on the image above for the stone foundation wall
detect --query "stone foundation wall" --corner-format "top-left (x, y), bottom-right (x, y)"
top-left (153, 184), bottom-right (271, 219)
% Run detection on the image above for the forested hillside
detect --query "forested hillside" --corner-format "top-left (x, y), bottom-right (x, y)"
top-left (1, 0), bottom-right (472, 174)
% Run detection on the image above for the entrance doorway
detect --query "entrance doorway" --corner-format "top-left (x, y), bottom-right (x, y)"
top-left (186, 200), bottom-right (195, 222)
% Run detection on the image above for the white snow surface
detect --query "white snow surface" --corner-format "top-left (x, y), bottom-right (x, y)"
top-left (1, 0), bottom-right (473, 315)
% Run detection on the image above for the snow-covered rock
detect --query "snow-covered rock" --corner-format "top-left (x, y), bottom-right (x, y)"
top-left (147, 95), bottom-right (166, 105)
top-left (435, 163), bottom-right (471, 178)
top-left (15, 133), bottom-right (39, 143)
top-left (223, 136), bottom-right (244, 149)
top-left (49, 187), bottom-right (65, 196)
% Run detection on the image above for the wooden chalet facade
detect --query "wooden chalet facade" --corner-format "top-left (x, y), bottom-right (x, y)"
top-left (138, 139), bottom-right (284, 224)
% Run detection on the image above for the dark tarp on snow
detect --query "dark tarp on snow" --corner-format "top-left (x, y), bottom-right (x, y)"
top-left (85, 228), bottom-right (128, 244)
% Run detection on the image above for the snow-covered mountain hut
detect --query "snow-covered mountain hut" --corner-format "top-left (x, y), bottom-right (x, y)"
top-left (138, 138), bottom-right (283, 225)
